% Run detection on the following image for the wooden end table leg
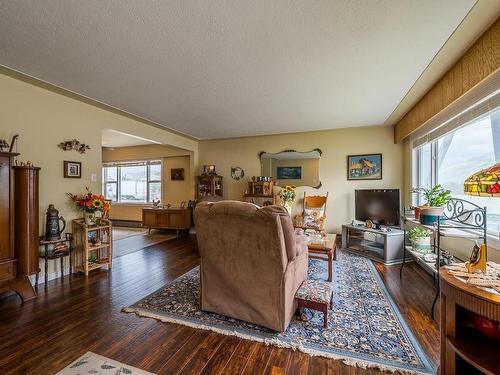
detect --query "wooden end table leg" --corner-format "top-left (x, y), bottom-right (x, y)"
top-left (296, 300), bottom-right (303, 321)
top-left (60, 256), bottom-right (64, 279)
top-left (323, 304), bottom-right (328, 328)
top-left (327, 251), bottom-right (333, 282)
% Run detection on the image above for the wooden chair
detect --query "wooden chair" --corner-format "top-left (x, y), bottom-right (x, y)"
top-left (295, 192), bottom-right (328, 232)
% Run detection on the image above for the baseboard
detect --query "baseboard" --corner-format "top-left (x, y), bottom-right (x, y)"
top-left (29, 269), bottom-right (69, 285)
top-left (111, 219), bottom-right (142, 228)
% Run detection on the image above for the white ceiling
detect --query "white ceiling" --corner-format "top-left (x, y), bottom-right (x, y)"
top-left (101, 129), bottom-right (158, 148)
top-left (0, 1), bottom-right (480, 139)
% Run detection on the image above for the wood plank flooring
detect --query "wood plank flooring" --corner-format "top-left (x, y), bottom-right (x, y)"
top-left (0, 236), bottom-right (439, 374)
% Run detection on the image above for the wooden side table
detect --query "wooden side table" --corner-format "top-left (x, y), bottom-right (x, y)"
top-left (38, 233), bottom-right (73, 287)
top-left (440, 267), bottom-right (500, 375)
top-left (307, 233), bottom-right (337, 282)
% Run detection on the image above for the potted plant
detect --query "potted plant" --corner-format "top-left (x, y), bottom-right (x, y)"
top-left (408, 227), bottom-right (433, 253)
top-left (67, 187), bottom-right (110, 225)
top-left (412, 185), bottom-right (451, 225)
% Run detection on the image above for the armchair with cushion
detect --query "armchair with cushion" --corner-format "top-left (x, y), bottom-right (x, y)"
top-left (295, 192), bottom-right (328, 232)
top-left (194, 201), bottom-right (308, 332)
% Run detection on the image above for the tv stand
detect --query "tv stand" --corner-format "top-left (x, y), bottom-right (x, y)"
top-left (341, 224), bottom-right (404, 265)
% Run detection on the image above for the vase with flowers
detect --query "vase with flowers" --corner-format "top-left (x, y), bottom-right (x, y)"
top-left (277, 185), bottom-right (296, 215)
top-left (67, 187), bottom-right (110, 226)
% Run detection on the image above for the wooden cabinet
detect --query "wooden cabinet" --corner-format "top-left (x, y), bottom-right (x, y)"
top-left (13, 166), bottom-right (40, 278)
top-left (196, 175), bottom-right (223, 200)
top-left (0, 153), bottom-right (39, 302)
top-left (0, 152), bottom-right (17, 282)
top-left (142, 208), bottom-right (191, 235)
top-left (440, 268), bottom-right (500, 374)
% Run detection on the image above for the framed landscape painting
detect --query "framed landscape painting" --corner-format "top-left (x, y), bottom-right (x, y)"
top-left (347, 154), bottom-right (382, 180)
top-left (277, 166), bottom-right (302, 179)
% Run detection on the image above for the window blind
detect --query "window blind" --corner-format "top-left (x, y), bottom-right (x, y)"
top-left (411, 69), bottom-right (500, 149)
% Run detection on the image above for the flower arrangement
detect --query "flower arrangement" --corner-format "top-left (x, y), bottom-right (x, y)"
top-left (67, 187), bottom-right (110, 214)
top-left (277, 185), bottom-right (297, 205)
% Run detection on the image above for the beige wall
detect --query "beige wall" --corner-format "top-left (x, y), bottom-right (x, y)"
top-left (0, 70), bottom-right (197, 281)
top-left (199, 125), bottom-right (403, 233)
top-left (102, 144), bottom-right (192, 221)
top-left (0, 70), bottom-right (197, 232)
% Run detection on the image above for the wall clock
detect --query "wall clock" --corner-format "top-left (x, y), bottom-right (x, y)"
top-left (231, 167), bottom-right (245, 180)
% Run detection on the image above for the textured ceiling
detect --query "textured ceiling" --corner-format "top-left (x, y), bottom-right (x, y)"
top-left (0, 1), bottom-right (476, 139)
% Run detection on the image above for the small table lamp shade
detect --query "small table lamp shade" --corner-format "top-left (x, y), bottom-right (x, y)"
top-left (464, 162), bottom-right (500, 197)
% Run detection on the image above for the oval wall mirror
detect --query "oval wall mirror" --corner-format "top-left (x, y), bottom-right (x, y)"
top-left (259, 149), bottom-right (322, 188)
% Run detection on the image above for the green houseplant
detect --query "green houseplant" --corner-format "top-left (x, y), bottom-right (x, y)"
top-left (412, 184), bottom-right (451, 224)
top-left (408, 227), bottom-right (433, 253)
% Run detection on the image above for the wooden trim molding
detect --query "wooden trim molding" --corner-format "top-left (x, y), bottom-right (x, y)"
top-left (394, 17), bottom-right (500, 143)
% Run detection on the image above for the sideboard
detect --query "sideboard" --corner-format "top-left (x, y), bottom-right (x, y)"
top-left (142, 207), bottom-right (191, 235)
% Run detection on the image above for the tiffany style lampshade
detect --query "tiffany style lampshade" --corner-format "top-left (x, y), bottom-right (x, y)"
top-left (464, 162), bottom-right (500, 197)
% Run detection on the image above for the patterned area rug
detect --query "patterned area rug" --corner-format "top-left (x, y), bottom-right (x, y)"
top-left (123, 250), bottom-right (434, 374)
top-left (57, 352), bottom-right (155, 374)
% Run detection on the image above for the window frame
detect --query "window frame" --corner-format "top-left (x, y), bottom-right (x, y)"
top-left (102, 160), bottom-right (162, 204)
top-left (412, 111), bottom-right (500, 245)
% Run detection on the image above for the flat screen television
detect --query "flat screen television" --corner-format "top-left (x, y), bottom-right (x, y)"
top-left (355, 189), bottom-right (400, 227)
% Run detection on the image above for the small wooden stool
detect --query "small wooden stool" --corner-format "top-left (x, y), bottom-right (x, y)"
top-left (295, 279), bottom-right (333, 328)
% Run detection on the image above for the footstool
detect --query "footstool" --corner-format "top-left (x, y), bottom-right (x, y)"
top-left (295, 279), bottom-right (333, 328)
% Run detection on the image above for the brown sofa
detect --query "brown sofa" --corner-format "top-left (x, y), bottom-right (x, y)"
top-left (194, 200), bottom-right (308, 332)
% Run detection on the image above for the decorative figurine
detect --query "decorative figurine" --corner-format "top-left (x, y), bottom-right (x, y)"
top-left (465, 242), bottom-right (487, 273)
top-left (0, 139), bottom-right (9, 152)
top-left (152, 199), bottom-right (161, 208)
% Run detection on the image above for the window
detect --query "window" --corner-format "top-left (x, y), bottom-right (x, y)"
top-left (102, 160), bottom-right (162, 203)
top-left (413, 107), bottom-right (500, 236)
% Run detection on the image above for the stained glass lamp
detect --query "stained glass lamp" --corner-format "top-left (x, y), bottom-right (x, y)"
top-left (464, 162), bottom-right (500, 197)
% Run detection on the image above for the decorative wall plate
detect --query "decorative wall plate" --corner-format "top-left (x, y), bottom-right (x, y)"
top-left (231, 167), bottom-right (245, 180)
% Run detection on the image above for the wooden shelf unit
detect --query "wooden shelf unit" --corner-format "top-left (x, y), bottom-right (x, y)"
top-left (400, 198), bottom-right (487, 319)
top-left (196, 175), bottom-right (223, 200)
top-left (71, 219), bottom-right (113, 276)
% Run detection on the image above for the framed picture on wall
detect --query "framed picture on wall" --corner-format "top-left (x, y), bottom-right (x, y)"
top-left (277, 166), bottom-right (302, 179)
top-left (347, 153), bottom-right (382, 180)
top-left (171, 168), bottom-right (185, 181)
top-left (63, 161), bottom-right (82, 178)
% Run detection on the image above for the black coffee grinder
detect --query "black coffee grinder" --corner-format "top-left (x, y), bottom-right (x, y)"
top-left (45, 204), bottom-right (66, 241)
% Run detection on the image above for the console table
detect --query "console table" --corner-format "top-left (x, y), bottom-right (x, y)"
top-left (341, 224), bottom-right (404, 265)
top-left (440, 267), bottom-right (500, 374)
top-left (142, 207), bottom-right (191, 235)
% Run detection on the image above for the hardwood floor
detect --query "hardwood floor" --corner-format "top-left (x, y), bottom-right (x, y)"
top-left (0, 236), bottom-right (439, 374)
